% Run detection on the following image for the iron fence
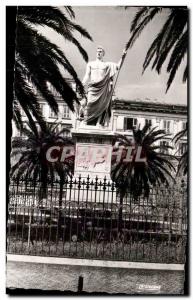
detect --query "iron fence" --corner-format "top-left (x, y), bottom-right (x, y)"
top-left (7, 176), bottom-right (187, 264)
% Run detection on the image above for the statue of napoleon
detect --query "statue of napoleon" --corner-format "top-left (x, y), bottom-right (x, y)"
top-left (79, 46), bottom-right (127, 126)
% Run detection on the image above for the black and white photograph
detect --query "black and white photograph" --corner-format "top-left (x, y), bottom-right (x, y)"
top-left (6, 4), bottom-right (188, 295)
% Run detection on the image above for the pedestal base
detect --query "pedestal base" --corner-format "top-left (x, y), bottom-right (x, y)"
top-left (72, 127), bottom-right (115, 180)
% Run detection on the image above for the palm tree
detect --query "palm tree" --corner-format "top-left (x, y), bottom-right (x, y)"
top-left (124, 7), bottom-right (188, 91)
top-left (14, 6), bottom-right (92, 130)
top-left (10, 122), bottom-right (75, 196)
top-left (11, 121), bottom-right (75, 228)
top-left (173, 124), bottom-right (188, 176)
top-left (111, 123), bottom-right (175, 231)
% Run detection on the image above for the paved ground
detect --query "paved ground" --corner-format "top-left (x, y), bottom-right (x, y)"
top-left (6, 260), bottom-right (185, 294)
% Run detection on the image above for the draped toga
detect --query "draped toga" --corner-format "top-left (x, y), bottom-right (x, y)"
top-left (85, 62), bottom-right (118, 126)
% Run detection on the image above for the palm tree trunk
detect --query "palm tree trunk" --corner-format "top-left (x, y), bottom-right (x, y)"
top-left (39, 183), bottom-right (47, 200)
top-left (39, 169), bottom-right (48, 201)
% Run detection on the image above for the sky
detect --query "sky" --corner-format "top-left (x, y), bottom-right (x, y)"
top-left (39, 6), bottom-right (187, 105)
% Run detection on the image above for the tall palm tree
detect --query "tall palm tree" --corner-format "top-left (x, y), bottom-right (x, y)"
top-left (124, 7), bottom-right (188, 91)
top-left (14, 6), bottom-right (92, 130)
top-left (173, 124), bottom-right (188, 176)
top-left (111, 124), bottom-right (175, 231)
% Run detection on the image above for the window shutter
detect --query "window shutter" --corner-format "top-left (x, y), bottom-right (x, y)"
top-left (124, 117), bottom-right (127, 130)
top-left (168, 121), bottom-right (170, 132)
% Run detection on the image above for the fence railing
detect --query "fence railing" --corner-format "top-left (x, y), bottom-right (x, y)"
top-left (7, 176), bottom-right (187, 264)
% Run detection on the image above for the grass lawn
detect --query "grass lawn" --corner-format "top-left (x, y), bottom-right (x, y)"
top-left (7, 235), bottom-right (186, 264)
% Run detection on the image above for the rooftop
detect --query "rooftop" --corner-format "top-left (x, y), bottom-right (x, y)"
top-left (113, 98), bottom-right (187, 115)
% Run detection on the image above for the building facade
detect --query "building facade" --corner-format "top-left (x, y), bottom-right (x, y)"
top-left (111, 99), bottom-right (187, 157)
top-left (12, 93), bottom-right (187, 157)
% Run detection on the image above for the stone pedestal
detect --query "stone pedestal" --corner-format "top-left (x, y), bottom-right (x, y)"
top-left (68, 124), bottom-right (116, 203)
top-left (72, 124), bottom-right (115, 180)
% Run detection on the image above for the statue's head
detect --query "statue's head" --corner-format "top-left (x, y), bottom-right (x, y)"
top-left (96, 46), bottom-right (105, 59)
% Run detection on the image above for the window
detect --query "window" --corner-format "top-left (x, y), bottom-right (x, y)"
top-left (54, 125), bottom-right (60, 134)
top-left (19, 123), bottom-right (27, 137)
top-left (49, 108), bottom-right (57, 118)
top-left (163, 120), bottom-right (171, 134)
top-left (39, 104), bottom-right (44, 116)
top-left (160, 141), bottom-right (169, 154)
top-left (62, 105), bottom-right (70, 119)
top-left (179, 142), bottom-right (187, 156)
top-left (20, 108), bottom-right (26, 117)
top-left (124, 118), bottom-right (137, 130)
top-left (48, 123), bottom-right (60, 134)
top-left (182, 122), bottom-right (187, 136)
top-left (145, 119), bottom-right (152, 127)
top-left (182, 122), bottom-right (187, 130)
top-left (60, 126), bottom-right (71, 137)
top-left (71, 83), bottom-right (76, 92)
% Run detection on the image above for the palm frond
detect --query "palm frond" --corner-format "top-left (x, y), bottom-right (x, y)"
top-left (173, 126), bottom-right (187, 144)
top-left (130, 7), bottom-right (150, 32)
top-left (125, 7), bottom-right (188, 91)
top-left (111, 124), bottom-right (175, 197)
top-left (14, 6), bottom-right (92, 131)
top-left (166, 29), bottom-right (188, 91)
top-left (126, 7), bottom-right (161, 50)
top-left (11, 121), bottom-right (75, 181)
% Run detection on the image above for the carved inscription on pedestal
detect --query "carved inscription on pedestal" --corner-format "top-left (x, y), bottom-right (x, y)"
top-left (75, 143), bottom-right (112, 176)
